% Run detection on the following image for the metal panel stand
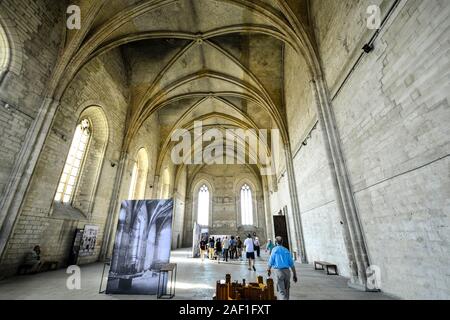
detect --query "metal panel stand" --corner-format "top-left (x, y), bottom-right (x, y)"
top-left (98, 259), bottom-right (111, 294)
top-left (157, 263), bottom-right (177, 299)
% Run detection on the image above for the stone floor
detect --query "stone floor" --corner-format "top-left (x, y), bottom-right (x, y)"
top-left (0, 249), bottom-right (392, 300)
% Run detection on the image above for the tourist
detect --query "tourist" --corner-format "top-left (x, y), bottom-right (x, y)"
top-left (208, 237), bottom-right (215, 260)
top-left (266, 239), bottom-right (274, 255)
top-left (20, 245), bottom-right (41, 274)
top-left (229, 236), bottom-right (237, 259)
top-left (222, 236), bottom-right (230, 262)
top-left (267, 236), bottom-right (297, 300)
top-left (215, 238), bottom-right (222, 261)
top-left (254, 236), bottom-right (261, 257)
top-left (236, 236), bottom-right (243, 260)
top-left (199, 237), bottom-right (207, 262)
top-left (244, 234), bottom-right (256, 271)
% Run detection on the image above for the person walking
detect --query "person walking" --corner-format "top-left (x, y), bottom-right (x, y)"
top-left (229, 236), bottom-right (237, 260)
top-left (267, 236), bottom-right (297, 300)
top-left (266, 239), bottom-right (275, 255)
top-left (236, 236), bottom-right (243, 260)
top-left (19, 245), bottom-right (41, 274)
top-left (244, 234), bottom-right (256, 271)
top-left (208, 237), bottom-right (215, 260)
top-left (199, 237), bottom-right (207, 262)
top-left (254, 237), bottom-right (261, 258)
top-left (215, 238), bottom-right (222, 261)
top-left (222, 236), bottom-right (230, 262)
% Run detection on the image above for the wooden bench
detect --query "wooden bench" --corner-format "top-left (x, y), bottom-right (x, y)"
top-left (314, 261), bottom-right (338, 275)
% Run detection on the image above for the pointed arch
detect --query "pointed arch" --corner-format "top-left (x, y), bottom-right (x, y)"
top-left (191, 178), bottom-right (214, 227)
top-left (240, 183), bottom-right (254, 226)
top-left (0, 20), bottom-right (10, 84)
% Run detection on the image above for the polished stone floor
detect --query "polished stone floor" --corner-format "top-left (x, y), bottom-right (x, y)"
top-left (0, 249), bottom-right (392, 300)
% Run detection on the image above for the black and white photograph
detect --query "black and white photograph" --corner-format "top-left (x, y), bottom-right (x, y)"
top-left (79, 225), bottom-right (99, 257)
top-left (106, 200), bottom-right (173, 295)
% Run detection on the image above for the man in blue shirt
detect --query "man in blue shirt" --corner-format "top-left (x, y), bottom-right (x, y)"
top-left (267, 237), bottom-right (297, 300)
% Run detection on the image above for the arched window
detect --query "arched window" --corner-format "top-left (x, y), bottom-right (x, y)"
top-left (0, 22), bottom-right (10, 82)
top-left (240, 184), bottom-right (253, 225)
top-left (197, 184), bottom-right (209, 226)
top-left (54, 119), bottom-right (91, 203)
top-left (128, 148), bottom-right (149, 200)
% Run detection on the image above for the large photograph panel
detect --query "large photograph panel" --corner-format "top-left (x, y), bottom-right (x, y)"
top-left (106, 200), bottom-right (173, 295)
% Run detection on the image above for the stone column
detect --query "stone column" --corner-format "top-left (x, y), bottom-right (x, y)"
top-left (100, 151), bottom-right (129, 260)
top-left (262, 178), bottom-right (274, 241)
top-left (284, 143), bottom-right (307, 263)
top-left (152, 175), bottom-right (160, 199)
top-left (311, 76), bottom-right (370, 289)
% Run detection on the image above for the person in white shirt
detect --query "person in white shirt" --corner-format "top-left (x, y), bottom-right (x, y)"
top-left (244, 234), bottom-right (256, 271)
top-left (222, 236), bottom-right (230, 262)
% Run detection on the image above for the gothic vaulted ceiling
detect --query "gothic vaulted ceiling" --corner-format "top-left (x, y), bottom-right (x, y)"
top-left (58, 0), bottom-right (312, 172)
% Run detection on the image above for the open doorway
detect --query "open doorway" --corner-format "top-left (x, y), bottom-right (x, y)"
top-left (273, 211), bottom-right (290, 251)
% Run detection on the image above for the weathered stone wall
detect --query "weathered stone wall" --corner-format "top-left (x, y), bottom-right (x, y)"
top-left (0, 49), bottom-right (129, 275)
top-left (0, 0), bottom-right (66, 210)
top-left (311, 0), bottom-right (450, 298)
top-left (183, 165), bottom-right (266, 246)
top-left (283, 45), bottom-right (351, 276)
top-left (120, 113), bottom-right (160, 202)
top-left (269, 174), bottom-right (297, 254)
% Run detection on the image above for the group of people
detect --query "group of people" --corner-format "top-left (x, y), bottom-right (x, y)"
top-left (199, 234), bottom-right (297, 300)
top-left (200, 234), bottom-right (268, 264)
top-left (199, 235), bottom-right (261, 262)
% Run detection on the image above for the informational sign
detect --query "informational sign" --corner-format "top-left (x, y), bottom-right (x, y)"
top-left (79, 225), bottom-right (99, 257)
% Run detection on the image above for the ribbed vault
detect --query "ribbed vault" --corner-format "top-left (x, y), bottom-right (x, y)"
top-left (53, 0), bottom-right (313, 183)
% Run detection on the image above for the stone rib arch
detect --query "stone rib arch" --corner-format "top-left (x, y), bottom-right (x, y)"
top-left (156, 112), bottom-right (271, 175)
top-left (48, 0), bottom-right (317, 103)
top-left (131, 38), bottom-right (278, 118)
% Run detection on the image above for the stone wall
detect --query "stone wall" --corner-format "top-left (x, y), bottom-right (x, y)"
top-left (0, 0), bottom-right (65, 214)
top-left (311, 0), bottom-right (450, 298)
top-left (183, 164), bottom-right (266, 246)
top-left (0, 49), bottom-right (129, 275)
top-left (106, 113), bottom-right (161, 258)
top-left (283, 44), bottom-right (351, 276)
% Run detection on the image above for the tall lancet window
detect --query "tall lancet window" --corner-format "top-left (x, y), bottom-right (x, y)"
top-left (55, 119), bottom-right (91, 203)
top-left (240, 184), bottom-right (253, 225)
top-left (0, 23), bottom-right (10, 82)
top-left (197, 184), bottom-right (210, 226)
